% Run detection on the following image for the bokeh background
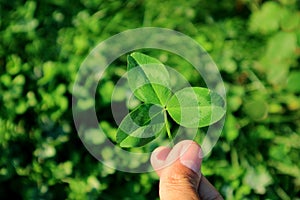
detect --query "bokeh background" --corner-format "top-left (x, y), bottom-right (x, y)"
top-left (1, 0), bottom-right (300, 199)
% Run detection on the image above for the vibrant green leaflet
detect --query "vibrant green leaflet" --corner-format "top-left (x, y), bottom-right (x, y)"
top-left (166, 87), bottom-right (226, 128)
top-left (127, 52), bottom-right (172, 105)
top-left (116, 52), bottom-right (226, 148)
top-left (116, 104), bottom-right (165, 147)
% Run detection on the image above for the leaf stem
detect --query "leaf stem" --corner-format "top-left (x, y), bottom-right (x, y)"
top-left (164, 109), bottom-right (174, 146)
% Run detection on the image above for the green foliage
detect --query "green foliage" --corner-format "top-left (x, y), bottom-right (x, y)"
top-left (116, 53), bottom-right (225, 147)
top-left (1, 0), bottom-right (299, 199)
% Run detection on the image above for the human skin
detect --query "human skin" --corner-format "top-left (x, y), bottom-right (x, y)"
top-left (151, 140), bottom-right (223, 200)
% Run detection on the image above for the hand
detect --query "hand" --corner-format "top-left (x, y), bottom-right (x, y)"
top-left (150, 140), bottom-right (223, 200)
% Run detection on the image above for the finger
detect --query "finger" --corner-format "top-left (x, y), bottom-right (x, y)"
top-left (154, 140), bottom-right (203, 200)
top-left (162, 140), bottom-right (202, 175)
top-left (198, 175), bottom-right (224, 200)
top-left (150, 146), bottom-right (172, 176)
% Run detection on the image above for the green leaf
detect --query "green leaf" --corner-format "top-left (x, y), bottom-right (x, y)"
top-left (127, 52), bottom-right (172, 105)
top-left (280, 8), bottom-right (300, 31)
top-left (224, 114), bottom-right (239, 142)
top-left (260, 32), bottom-right (297, 86)
top-left (243, 99), bottom-right (268, 121)
top-left (249, 2), bottom-right (281, 34)
top-left (264, 32), bottom-right (297, 61)
top-left (287, 71), bottom-right (300, 93)
top-left (116, 104), bottom-right (165, 147)
top-left (166, 87), bottom-right (226, 128)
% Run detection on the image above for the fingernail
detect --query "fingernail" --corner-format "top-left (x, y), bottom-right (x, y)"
top-left (179, 143), bottom-right (202, 174)
top-left (154, 147), bottom-right (170, 161)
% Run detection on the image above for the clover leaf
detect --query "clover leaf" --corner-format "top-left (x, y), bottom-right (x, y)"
top-left (127, 52), bottom-right (172, 105)
top-left (166, 87), bottom-right (226, 128)
top-left (116, 52), bottom-right (226, 148)
top-left (116, 104), bottom-right (165, 147)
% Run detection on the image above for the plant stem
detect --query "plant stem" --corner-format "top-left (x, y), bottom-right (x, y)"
top-left (164, 109), bottom-right (174, 146)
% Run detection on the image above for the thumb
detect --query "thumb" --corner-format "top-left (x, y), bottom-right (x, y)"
top-left (151, 140), bottom-right (202, 200)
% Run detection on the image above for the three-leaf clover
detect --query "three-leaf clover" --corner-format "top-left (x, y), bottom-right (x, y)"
top-left (116, 52), bottom-right (226, 148)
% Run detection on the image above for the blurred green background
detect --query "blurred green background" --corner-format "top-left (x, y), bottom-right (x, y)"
top-left (1, 0), bottom-right (300, 199)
